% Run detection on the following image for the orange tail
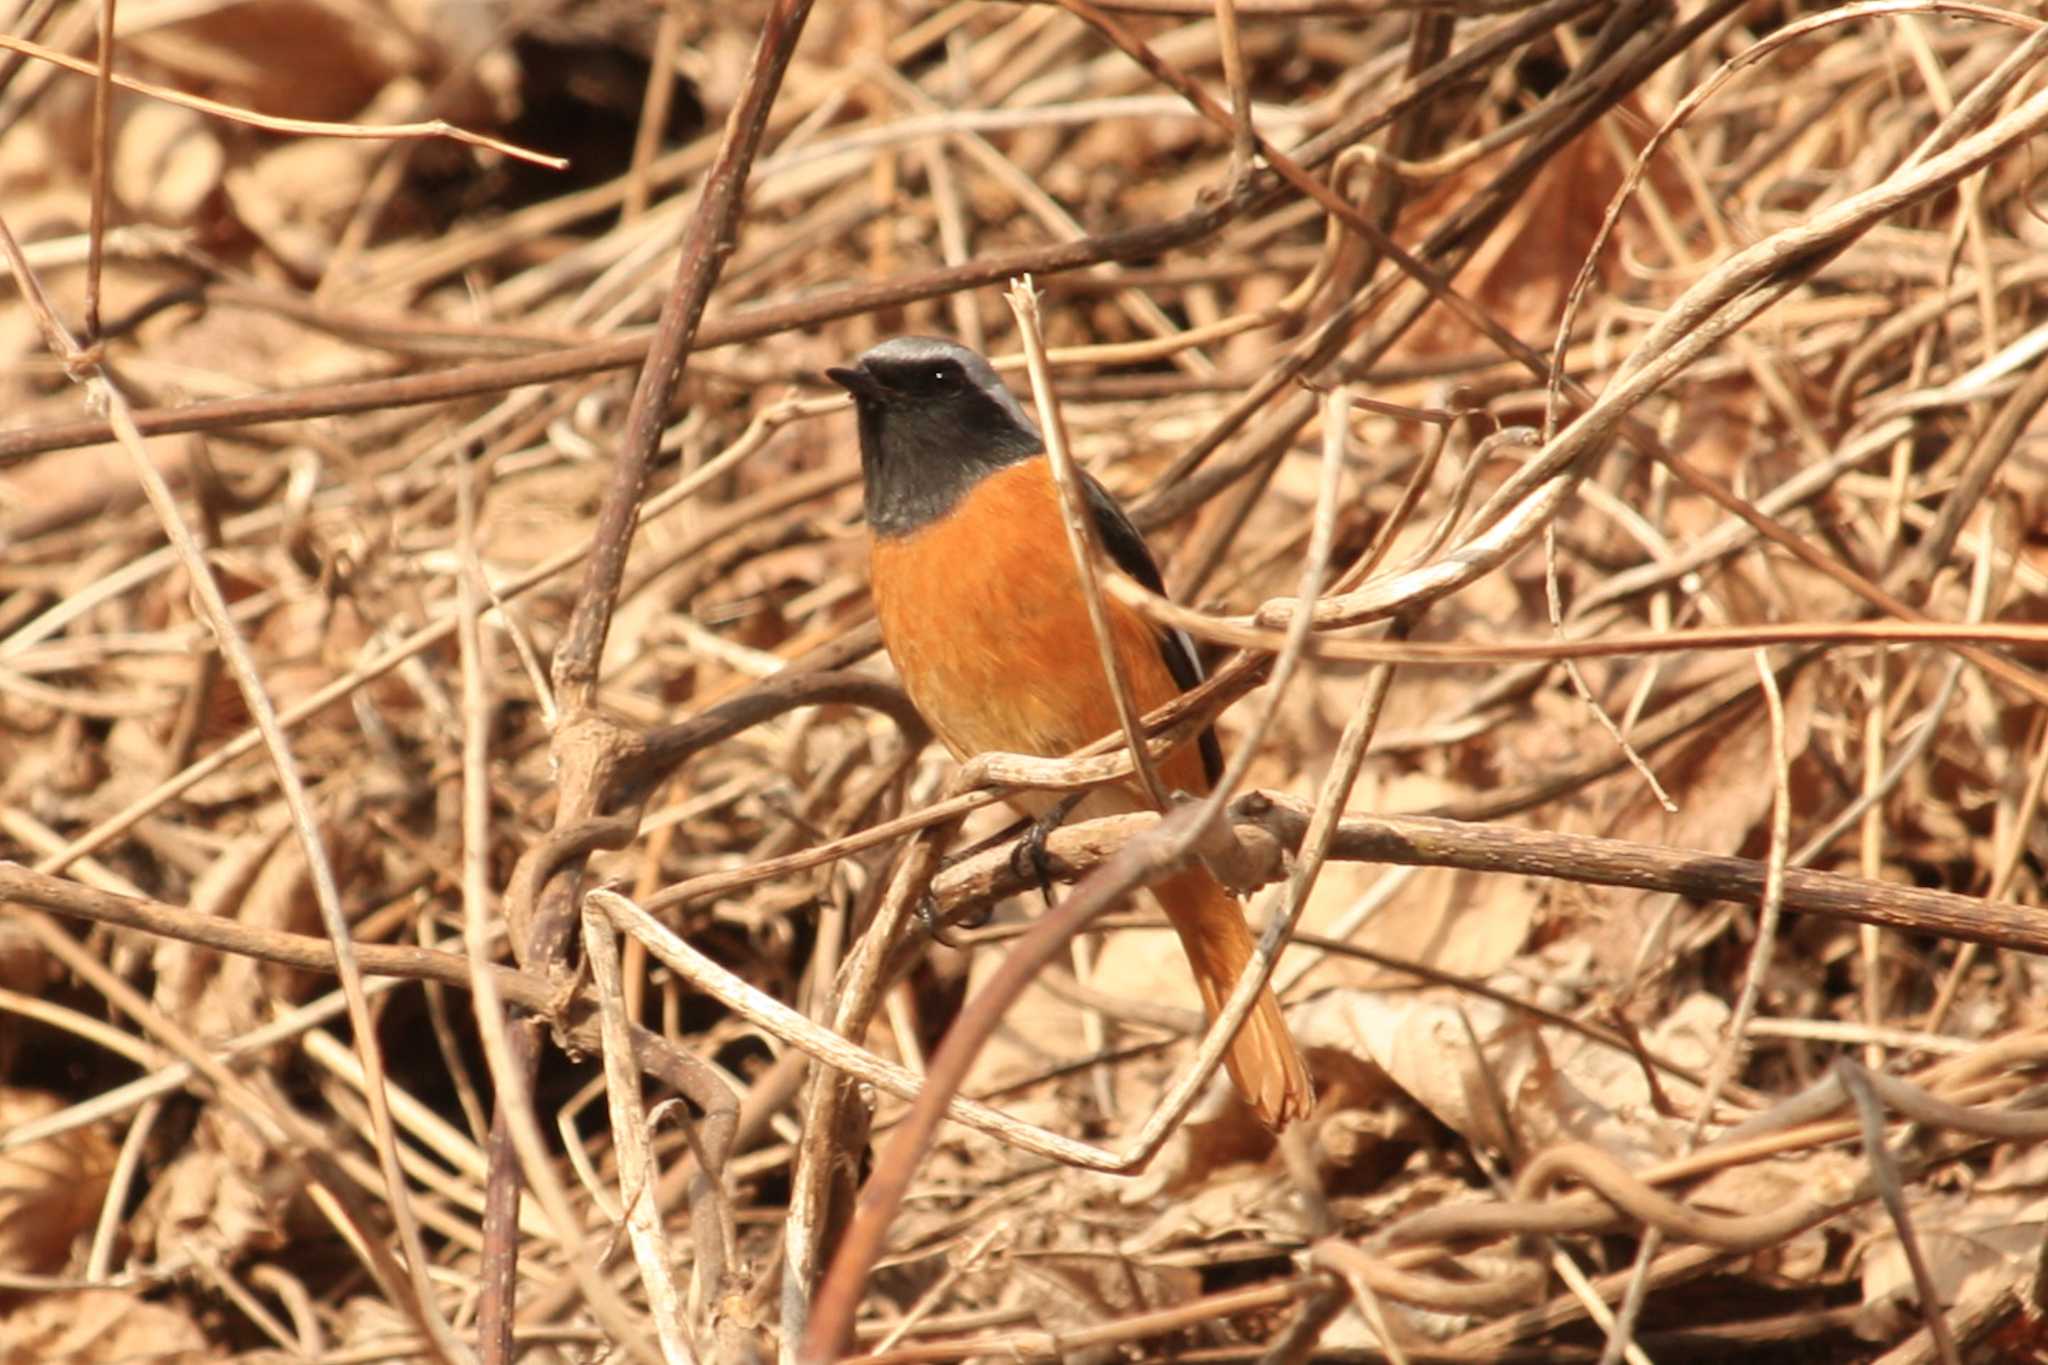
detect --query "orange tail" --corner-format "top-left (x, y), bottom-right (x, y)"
top-left (1151, 865), bottom-right (1314, 1128)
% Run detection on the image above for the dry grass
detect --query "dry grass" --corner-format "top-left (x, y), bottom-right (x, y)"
top-left (2, 0), bottom-right (2048, 1362)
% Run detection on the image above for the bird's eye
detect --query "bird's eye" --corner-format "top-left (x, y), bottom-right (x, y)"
top-left (928, 361), bottom-right (959, 386)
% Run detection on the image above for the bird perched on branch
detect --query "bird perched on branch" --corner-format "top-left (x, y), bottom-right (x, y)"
top-left (827, 335), bottom-right (1313, 1129)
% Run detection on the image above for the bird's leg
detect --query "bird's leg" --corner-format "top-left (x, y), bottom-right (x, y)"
top-left (916, 893), bottom-right (969, 948)
top-left (914, 794), bottom-right (1086, 943)
top-left (1012, 792), bottom-right (1087, 905)
top-left (915, 815), bottom-right (1034, 945)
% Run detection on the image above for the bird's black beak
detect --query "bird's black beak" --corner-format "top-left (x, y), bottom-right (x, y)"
top-left (824, 365), bottom-right (884, 401)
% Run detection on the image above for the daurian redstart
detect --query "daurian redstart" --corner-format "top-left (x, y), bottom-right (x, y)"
top-left (828, 336), bottom-right (1313, 1128)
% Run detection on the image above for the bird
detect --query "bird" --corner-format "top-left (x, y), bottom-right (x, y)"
top-left (826, 335), bottom-right (1314, 1129)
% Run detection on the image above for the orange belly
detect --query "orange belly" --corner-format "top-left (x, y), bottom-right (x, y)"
top-left (870, 458), bottom-right (1316, 1127)
top-left (868, 460), bottom-right (1207, 800)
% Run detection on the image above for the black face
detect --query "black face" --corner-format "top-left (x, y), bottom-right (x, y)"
top-left (847, 353), bottom-right (967, 400)
top-left (826, 337), bottom-right (1043, 537)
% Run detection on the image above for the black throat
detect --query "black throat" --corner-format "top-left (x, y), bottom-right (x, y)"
top-left (855, 396), bottom-right (1043, 539)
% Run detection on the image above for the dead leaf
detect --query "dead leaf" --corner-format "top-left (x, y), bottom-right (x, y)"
top-left (0, 1090), bottom-right (115, 1275)
top-left (0, 1290), bottom-right (207, 1365)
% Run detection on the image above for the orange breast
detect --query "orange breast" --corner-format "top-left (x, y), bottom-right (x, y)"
top-left (869, 460), bottom-right (1209, 801)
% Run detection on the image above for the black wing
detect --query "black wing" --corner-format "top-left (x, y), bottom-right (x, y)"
top-left (1081, 471), bottom-right (1224, 788)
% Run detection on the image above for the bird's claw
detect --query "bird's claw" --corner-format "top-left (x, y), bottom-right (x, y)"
top-left (1010, 793), bottom-right (1085, 904)
top-left (916, 892), bottom-right (973, 948)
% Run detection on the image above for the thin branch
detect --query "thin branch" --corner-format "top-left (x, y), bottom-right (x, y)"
top-left (0, 29), bottom-right (566, 166)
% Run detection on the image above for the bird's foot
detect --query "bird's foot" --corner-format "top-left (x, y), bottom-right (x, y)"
top-left (916, 892), bottom-right (974, 948)
top-left (1010, 793), bottom-right (1086, 904)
